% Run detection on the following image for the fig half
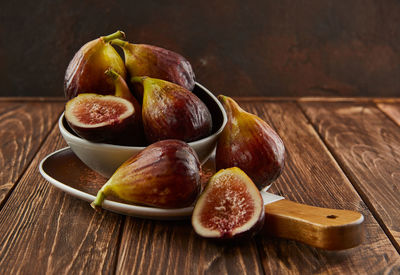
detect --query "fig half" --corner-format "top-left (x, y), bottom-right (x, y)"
top-left (65, 93), bottom-right (142, 145)
top-left (192, 167), bottom-right (265, 239)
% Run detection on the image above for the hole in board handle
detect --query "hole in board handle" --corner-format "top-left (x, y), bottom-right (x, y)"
top-left (326, 215), bottom-right (338, 219)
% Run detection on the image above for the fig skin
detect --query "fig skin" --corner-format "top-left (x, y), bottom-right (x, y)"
top-left (192, 167), bottom-right (265, 240)
top-left (91, 140), bottom-right (202, 209)
top-left (215, 96), bottom-right (285, 190)
top-left (104, 68), bottom-right (146, 145)
top-left (65, 94), bottom-right (143, 145)
top-left (64, 31), bottom-right (127, 99)
top-left (133, 76), bottom-right (212, 144)
top-left (111, 39), bottom-right (195, 102)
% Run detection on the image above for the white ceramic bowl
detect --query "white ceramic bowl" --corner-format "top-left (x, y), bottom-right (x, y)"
top-left (59, 82), bottom-right (227, 178)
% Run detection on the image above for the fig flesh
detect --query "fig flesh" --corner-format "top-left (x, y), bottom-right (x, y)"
top-left (111, 39), bottom-right (195, 101)
top-left (216, 96), bottom-right (285, 190)
top-left (91, 140), bottom-right (201, 209)
top-left (192, 167), bottom-right (265, 239)
top-left (133, 77), bottom-right (212, 143)
top-left (64, 31), bottom-right (127, 99)
top-left (65, 94), bottom-right (142, 145)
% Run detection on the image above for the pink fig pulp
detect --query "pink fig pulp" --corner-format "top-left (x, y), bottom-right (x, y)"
top-left (192, 167), bottom-right (265, 239)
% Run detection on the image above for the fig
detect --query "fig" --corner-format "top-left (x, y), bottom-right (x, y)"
top-left (91, 140), bottom-right (201, 209)
top-left (64, 31), bottom-right (127, 99)
top-left (104, 68), bottom-right (145, 145)
top-left (192, 167), bottom-right (265, 239)
top-left (65, 93), bottom-right (143, 145)
top-left (104, 68), bottom-right (138, 104)
top-left (111, 39), bottom-right (195, 101)
top-left (132, 76), bottom-right (212, 143)
top-left (215, 96), bottom-right (285, 190)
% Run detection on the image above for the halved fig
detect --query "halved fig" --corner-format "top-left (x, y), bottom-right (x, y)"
top-left (65, 93), bottom-right (142, 145)
top-left (192, 167), bottom-right (265, 239)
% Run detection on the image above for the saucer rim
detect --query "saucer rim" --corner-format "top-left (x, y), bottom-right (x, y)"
top-left (38, 147), bottom-right (194, 220)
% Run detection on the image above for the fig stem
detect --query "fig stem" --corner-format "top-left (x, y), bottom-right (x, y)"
top-left (105, 68), bottom-right (120, 81)
top-left (101, 31), bottom-right (126, 43)
top-left (218, 95), bottom-right (243, 117)
top-left (91, 186), bottom-right (108, 212)
top-left (130, 76), bottom-right (148, 84)
top-left (110, 38), bottom-right (129, 48)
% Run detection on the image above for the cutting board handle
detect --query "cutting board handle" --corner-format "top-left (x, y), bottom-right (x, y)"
top-left (263, 199), bottom-right (364, 250)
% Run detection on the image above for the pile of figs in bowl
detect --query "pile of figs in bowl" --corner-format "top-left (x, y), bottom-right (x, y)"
top-left (61, 31), bottom-right (286, 240)
top-left (59, 82), bottom-right (227, 178)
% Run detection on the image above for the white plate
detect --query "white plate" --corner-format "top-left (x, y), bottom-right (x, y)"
top-left (39, 147), bottom-right (196, 220)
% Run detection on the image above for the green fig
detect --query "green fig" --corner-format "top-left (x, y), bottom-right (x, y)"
top-left (215, 96), bottom-right (285, 189)
top-left (64, 31), bottom-right (127, 99)
top-left (104, 68), bottom-right (142, 120)
top-left (111, 39), bottom-right (195, 101)
top-left (91, 140), bottom-right (201, 209)
top-left (192, 167), bottom-right (265, 239)
top-left (132, 77), bottom-right (212, 143)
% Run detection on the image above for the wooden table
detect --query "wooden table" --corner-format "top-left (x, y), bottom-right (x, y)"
top-left (0, 97), bottom-right (399, 274)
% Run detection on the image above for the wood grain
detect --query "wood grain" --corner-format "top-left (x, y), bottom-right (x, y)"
top-left (1, 99), bottom-right (400, 274)
top-left (0, 102), bottom-right (64, 206)
top-left (240, 101), bottom-right (400, 274)
top-left (377, 102), bottom-right (400, 127)
top-left (115, 218), bottom-right (263, 274)
top-left (0, 125), bottom-right (123, 274)
top-left (299, 101), bottom-right (400, 250)
top-left (264, 199), bottom-right (364, 250)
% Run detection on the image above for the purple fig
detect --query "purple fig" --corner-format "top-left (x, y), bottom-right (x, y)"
top-left (91, 140), bottom-right (201, 209)
top-left (111, 39), bottom-right (195, 101)
top-left (216, 96), bottom-right (285, 189)
top-left (132, 77), bottom-right (212, 143)
top-left (64, 31), bottom-right (127, 99)
top-left (192, 167), bottom-right (265, 239)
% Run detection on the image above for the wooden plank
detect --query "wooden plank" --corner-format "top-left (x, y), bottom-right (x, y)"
top-left (0, 124), bottom-right (123, 274)
top-left (377, 102), bottom-right (400, 127)
top-left (299, 97), bottom-right (400, 103)
top-left (299, 101), bottom-right (400, 249)
top-left (241, 101), bottom-right (400, 274)
top-left (0, 101), bottom-right (64, 206)
top-left (1, 96), bottom-right (399, 104)
top-left (116, 216), bottom-right (263, 274)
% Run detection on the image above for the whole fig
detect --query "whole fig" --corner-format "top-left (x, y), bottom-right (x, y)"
top-left (91, 140), bottom-right (201, 209)
top-left (111, 39), bottom-right (195, 101)
top-left (133, 77), bottom-right (212, 143)
top-left (64, 31), bottom-right (127, 99)
top-left (215, 96), bottom-right (285, 189)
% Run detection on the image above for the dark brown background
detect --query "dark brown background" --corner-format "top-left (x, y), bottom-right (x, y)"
top-left (1, 0), bottom-right (399, 97)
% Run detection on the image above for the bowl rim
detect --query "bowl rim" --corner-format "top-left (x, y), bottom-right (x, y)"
top-left (59, 82), bottom-right (228, 150)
